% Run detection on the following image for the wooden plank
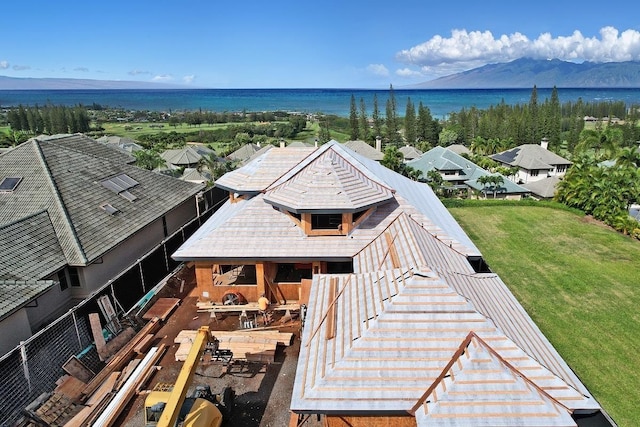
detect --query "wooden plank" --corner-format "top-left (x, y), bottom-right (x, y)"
top-left (89, 313), bottom-right (108, 361)
top-left (134, 333), bottom-right (155, 354)
top-left (62, 355), bottom-right (95, 383)
top-left (142, 297), bottom-right (181, 321)
top-left (54, 375), bottom-right (86, 401)
top-left (81, 317), bottom-right (161, 400)
top-left (104, 326), bottom-right (136, 359)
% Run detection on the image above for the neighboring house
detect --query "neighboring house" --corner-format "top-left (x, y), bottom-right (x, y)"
top-left (95, 135), bottom-right (143, 154)
top-left (160, 146), bottom-right (203, 168)
top-left (399, 144), bottom-right (423, 161)
top-left (180, 167), bottom-right (211, 185)
top-left (0, 133), bottom-right (205, 355)
top-left (447, 143), bottom-right (471, 155)
top-left (173, 140), bottom-right (608, 426)
top-left (341, 140), bottom-right (384, 161)
top-left (227, 143), bottom-right (271, 164)
top-left (408, 146), bottom-right (529, 199)
top-left (522, 175), bottom-right (563, 200)
top-left (491, 138), bottom-right (572, 184)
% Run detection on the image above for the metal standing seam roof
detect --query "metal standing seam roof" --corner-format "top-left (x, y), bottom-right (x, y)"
top-left (411, 332), bottom-right (578, 427)
top-left (214, 147), bottom-right (316, 194)
top-left (291, 269), bottom-right (594, 418)
top-left (263, 148), bottom-right (394, 212)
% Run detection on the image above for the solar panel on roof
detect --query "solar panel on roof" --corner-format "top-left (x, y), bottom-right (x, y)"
top-left (0, 177), bottom-right (22, 192)
top-left (100, 173), bottom-right (139, 201)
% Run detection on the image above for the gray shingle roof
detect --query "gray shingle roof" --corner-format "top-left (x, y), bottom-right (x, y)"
top-left (341, 140), bottom-right (384, 161)
top-left (492, 144), bottom-right (572, 170)
top-left (0, 211), bottom-right (67, 281)
top-left (0, 134), bottom-right (204, 272)
top-left (522, 175), bottom-right (562, 199)
top-left (0, 280), bottom-right (55, 320)
top-left (399, 145), bottom-right (423, 160)
top-left (160, 146), bottom-right (202, 166)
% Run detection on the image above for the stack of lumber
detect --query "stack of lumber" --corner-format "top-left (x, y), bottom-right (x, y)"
top-left (23, 317), bottom-right (165, 427)
top-left (174, 329), bottom-right (293, 362)
top-left (196, 301), bottom-right (301, 313)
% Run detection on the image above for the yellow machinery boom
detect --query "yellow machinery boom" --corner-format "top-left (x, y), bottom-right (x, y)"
top-left (156, 326), bottom-right (210, 427)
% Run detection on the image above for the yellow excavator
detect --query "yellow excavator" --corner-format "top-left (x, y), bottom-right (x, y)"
top-left (144, 326), bottom-right (232, 427)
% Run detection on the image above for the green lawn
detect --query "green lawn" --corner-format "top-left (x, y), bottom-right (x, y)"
top-left (447, 202), bottom-right (640, 427)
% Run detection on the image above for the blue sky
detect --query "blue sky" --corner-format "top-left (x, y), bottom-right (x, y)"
top-left (2, 0), bottom-right (640, 88)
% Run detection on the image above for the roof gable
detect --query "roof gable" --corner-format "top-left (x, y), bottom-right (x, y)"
top-left (411, 332), bottom-right (577, 427)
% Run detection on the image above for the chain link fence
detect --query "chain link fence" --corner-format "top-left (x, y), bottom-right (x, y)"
top-left (0, 187), bottom-right (225, 426)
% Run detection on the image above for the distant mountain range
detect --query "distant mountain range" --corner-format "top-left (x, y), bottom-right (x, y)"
top-left (2, 58), bottom-right (640, 90)
top-left (408, 58), bottom-right (640, 89)
top-left (0, 76), bottom-right (188, 90)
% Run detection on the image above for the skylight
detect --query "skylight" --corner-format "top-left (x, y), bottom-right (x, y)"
top-left (100, 173), bottom-right (139, 201)
top-left (0, 177), bottom-right (22, 192)
top-left (100, 203), bottom-right (119, 215)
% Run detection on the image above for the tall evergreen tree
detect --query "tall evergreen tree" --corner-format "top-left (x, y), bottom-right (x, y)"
top-left (372, 94), bottom-right (383, 140)
top-left (349, 94), bottom-right (359, 140)
top-left (547, 86), bottom-right (562, 148)
top-left (358, 98), bottom-right (369, 142)
top-left (404, 97), bottom-right (416, 145)
top-left (528, 85), bottom-right (539, 144)
top-left (385, 84), bottom-right (400, 145)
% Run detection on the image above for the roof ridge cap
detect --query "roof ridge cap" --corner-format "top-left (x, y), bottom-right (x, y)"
top-left (33, 139), bottom-right (89, 264)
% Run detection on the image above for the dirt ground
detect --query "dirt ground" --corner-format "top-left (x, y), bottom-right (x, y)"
top-left (114, 265), bottom-right (320, 427)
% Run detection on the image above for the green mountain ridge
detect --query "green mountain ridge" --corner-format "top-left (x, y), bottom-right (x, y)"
top-left (409, 58), bottom-right (640, 89)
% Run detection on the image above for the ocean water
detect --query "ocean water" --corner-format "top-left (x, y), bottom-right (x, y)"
top-left (1, 88), bottom-right (640, 119)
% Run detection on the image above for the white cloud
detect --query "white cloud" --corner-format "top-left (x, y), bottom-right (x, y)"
top-left (367, 63), bottom-right (389, 77)
top-left (12, 64), bottom-right (30, 71)
top-left (0, 61), bottom-right (8, 69)
top-left (395, 68), bottom-right (424, 78)
top-left (152, 74), bottom-right (174, 82)
top-left (129, 69), bottom-right (152, 76)
top-left (182, 75), bottom-right (196, 84)
top-left (396, 26), bottom-right (640, 75)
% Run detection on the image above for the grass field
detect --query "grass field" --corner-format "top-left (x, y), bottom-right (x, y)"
top-left (447, 202), bottom-right (640, 427)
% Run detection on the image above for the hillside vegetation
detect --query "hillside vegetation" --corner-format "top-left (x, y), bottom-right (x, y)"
top-left (447, 201), bottom-right (640, 427)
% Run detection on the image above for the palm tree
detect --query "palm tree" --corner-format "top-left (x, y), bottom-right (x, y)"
top-left (134, 150), bottom-right (166, 171)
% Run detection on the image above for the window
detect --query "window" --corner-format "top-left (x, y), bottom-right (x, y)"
top-left (0, 177), bottom-right (22, 192)
top-left (58, 270), bottom-right (69, 291)
top-left (311, 214), bottom-right (342, 230)
top-left (556, 165), bottom-right (567, 173)
top-left (69, 267), bottom-right (81, 287)
top-left (530, 170), bottom-right (539, 177)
